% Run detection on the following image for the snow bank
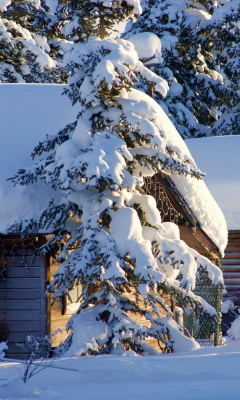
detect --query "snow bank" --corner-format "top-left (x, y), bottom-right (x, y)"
top-left (2, 344), bottom-right (240, 399)
top-left (222, 299), bottom-right (234, 314)
top-left (186, 136), bottom-right (240, 231)
top-left (0, 341), bottom-right (7, 360)
top-left (0, 84), bottom-right (77, 233)
top-left (228, 316), bottom-right (240, 341)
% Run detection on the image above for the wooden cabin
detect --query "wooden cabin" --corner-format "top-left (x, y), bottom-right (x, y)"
top-left (0, 84), bottom-right (77, 358)
top-left (143, 174), bottom-right (222, 262)
top-left (143, 173), bottom-right (223, 346)
top-left (0, 172), bottom-right (224, 358)
top-left (0, 85), bottom-right (227, 358)
top-left (0, 234), bottom-right (83, 358)
top-left (186, 136), bottom-right (240, 304)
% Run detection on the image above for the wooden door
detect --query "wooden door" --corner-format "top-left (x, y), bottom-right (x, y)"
top-left (0, 236), bottom-right (47, 359)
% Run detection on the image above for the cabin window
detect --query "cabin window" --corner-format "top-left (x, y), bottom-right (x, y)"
top-left (68, 283), bottom-right (83, 304)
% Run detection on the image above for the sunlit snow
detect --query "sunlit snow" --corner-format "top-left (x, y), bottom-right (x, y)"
top-left (0, 84), bottom-right (228, 255)
top-left (0, 84), bottom-right (77, 232)
top-left (1, 343), bottom-right (240, 400)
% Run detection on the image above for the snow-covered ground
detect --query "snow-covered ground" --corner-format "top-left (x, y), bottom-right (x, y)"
top-left (1, 342), bottom-right (240, 400)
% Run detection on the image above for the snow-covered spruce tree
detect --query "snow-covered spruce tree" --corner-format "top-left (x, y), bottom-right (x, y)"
top-left (57, 0), bottom-right (140, 42)
top-left (124, 0), bottom-right (239, 138)
top-left (2, 0), bottom-right (57, 35)
top-left (10, 0), bottom-right (223, 355)
top-left (199, 0), bottom-right (240, 136)
top-left (0, 0), bottom-right (66, 82)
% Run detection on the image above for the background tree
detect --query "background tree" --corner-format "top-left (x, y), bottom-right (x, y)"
top-left (124, 0), bottom-right (239, 138)
top-left (0, 0), bottom-right (67, 82)
top-left (57, 0), bottom-right (140, 41)
top-left (200, 0), bottom-right (240, 136)
top-left (10, 0), bottom-right (223, 355)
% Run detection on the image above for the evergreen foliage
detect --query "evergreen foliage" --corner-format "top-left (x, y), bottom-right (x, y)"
top-left (10, 0), bottom-right (223, 355)
top-left (1, 0), bottom-right (239, 138)
top-left (58, 0), bottom-right (141, 41)
top-left (0, 0), bottom-right (67, 82)
top-left (124, 0), bottom-right (240, 138)
top-left (200, 0), bottom-right (240, 136)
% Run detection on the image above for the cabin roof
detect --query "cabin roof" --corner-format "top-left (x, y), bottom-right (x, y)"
top-left (0, 84), bottom-right (227, 254)
top-left (0, 84), bottom-right (76, 234)
top-left (186, 136), bottom-right (240, 232)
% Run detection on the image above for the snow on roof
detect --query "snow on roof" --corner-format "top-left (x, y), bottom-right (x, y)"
top-left (0, 84), bottom-right (227, 254)
top-left (186, 136), bottom-right (240, 231)
top-left (0, 84), bottom-right (77, 233)
top-left (120, 89), bottom-right (227, 255)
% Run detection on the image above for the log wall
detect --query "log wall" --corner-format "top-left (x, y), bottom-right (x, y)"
top-left (222, 231), bottom-right (240, 301)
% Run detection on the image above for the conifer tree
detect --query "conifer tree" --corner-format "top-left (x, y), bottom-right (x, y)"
top-left (124, 0), bottom-right (239, 138)
top-left (10, 0), bottom-right (223, 355)
top-left (0, 0), bottom-right (66, 82)
top-left (200, 0), bottom-right (240, 136)
top-left (58, 0), bottom-right (140, 41)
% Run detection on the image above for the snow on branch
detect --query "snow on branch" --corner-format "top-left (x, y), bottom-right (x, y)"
top-left (8, 22), bottom-right (224, 355)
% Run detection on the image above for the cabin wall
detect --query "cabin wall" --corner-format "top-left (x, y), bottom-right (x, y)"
top-left (0, 170), bottom-right (226, 356)
top-left (222, 231), bottom-right (240, 301)
top-left (48, 258), bottom-right (76, 347)
top-left (0, 236), bottom-right (47, 359)
top-left (144, 174), bottom-right (223, 346)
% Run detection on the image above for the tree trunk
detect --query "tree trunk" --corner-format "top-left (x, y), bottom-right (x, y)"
top-left (147, 84), bottom-right (154, 98)
top-left (99, 5), bottom-right (105, 40)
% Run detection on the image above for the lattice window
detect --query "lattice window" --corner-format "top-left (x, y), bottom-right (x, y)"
top-left (143, 176), bottom-right (181, 224)
top-left (193, 273), bottom-right (222, 346)
top-left (0, 236), bottom-right (40, 280)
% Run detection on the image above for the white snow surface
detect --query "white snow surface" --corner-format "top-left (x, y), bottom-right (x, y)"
top-left (120, 89), bottom-right (227, 255)
top-left (221, 299), bottom-right (234, 314)
top-left (64, 307), bottom-right (112, 357)
top-left (110, 207), bottom-right (163, 279)
top-left (0, 84), bottom-right (227, 254)
top-left (228, 316), bottom-right (240, 341)
top-left (170, 171), bottom-right (227, 255)
top-left (0, 0), bottom-right (11, 11)
top-left (44, 0), bottom-right (58, 13)
top-left (128, 32), bottom-right (163, 62)
top-left (0, 342), bottom-right (7, 360)
top-left (201, 0), bottom-right (240, 28)
top-left (186, 7), bottom-right (211, 23)
top-left (90, 0), bottom-right (142, 15)
top-left (2, 343), bottom-right (240, 399)
top-left (186, 136), bottom-right (240, 231)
